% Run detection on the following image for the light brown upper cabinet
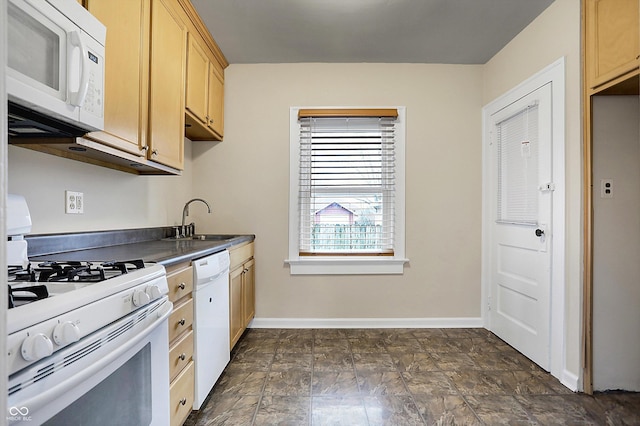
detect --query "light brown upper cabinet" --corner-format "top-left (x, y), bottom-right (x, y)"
top-left (84, 0), bottom-right (186, 171)
top-left (148, 0), bottom-right (187, 170)
top-left (207, 64), bottom-right (224, 138)
top-left (185, 34), bottom-right (224, 141)
top-left (80, 0), bottom-right (226, 173)
top-left (83, 0), bottom-right (149, 157)
top-left (185, 35), bottom-right (209, 125)
top-left (585, 0), bottom-right (640, 92)
top-left (179, 0), bottom-right (227, 142)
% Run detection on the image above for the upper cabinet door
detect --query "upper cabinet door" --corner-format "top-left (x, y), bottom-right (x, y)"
top-left (184, 34), bottom-right (224, 142)
top-left (148, 0), bottom-right (186, 170)
top-left (586, 0), bottom-right (640, 90)
top-left (207, 65), bottom-right (224, 138)
top-left (185, 34), bottom-right (209, 125)
top-left (84, 0), bottom-right (148, 156)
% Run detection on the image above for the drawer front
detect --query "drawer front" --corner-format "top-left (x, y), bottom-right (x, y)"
top-left (168, 266), bottom-right (193, 302)
top-left (169, 330), bottom-right (194, 382)
top-left (230, 242), bottom-right (254, 270)
top-left (170, 361), bottom-right (194, 426)
top-left (169, 298), bottom-right (193, 342)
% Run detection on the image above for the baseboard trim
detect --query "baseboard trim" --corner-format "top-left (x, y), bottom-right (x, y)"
top-left (561, 369), bottom-right (580, 392)
top-left (250, 317), bottom-right (484, 329)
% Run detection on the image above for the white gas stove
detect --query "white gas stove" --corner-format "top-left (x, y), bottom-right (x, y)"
top-left (7, 260), bottom-right (168, 375)
top-left (6, 195), bottom-right (172, 425)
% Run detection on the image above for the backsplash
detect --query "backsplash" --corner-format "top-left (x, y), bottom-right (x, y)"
top-left (7, 140), bottom-right (194, 234)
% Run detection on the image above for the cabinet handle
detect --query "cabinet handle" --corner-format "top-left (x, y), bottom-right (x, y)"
top-left (179, 398), bottom-right (187, 406)
top-left (179, 353), bottom-right (186, 361)
top-left (151, 149), bottom-right (158, 156)
top-left (209, 119), bottom-right (214, 124)
top-left (178, 318), bottom-right (186, 326)
top-left (140, 145), bottom-right (149, 152)
top-left (178, 282), bottom-right (186, 290)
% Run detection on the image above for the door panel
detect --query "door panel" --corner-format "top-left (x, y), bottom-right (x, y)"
top-left (489, 83), bottom-right (552, 370)
top-left (84, 0), bottom-right (147, 155)
top-left (148, 0), bottom-right (185, 169)
top-left (185, 34), bottom-right (208, 124)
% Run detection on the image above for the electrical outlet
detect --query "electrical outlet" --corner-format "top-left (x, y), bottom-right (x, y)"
top-left (65, 191), bottom-right (84, 214)
top-left (600, 179), bottom-right (613, 199)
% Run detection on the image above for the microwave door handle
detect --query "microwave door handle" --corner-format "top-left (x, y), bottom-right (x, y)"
top-left (68, 31), bottom-right (90, 107)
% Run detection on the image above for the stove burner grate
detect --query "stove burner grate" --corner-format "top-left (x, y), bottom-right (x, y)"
top-left (8, 284), bottom-right (49, 308)
top-left (35, 261), bottom-right (105, 282)
top-left (7, 259), bottom-right (148, 309)
top-left (101, 259), bottom-right (145, 274)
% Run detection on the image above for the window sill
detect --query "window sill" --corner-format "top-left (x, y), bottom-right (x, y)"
top-left (285, 257), bottom-right (409, 275)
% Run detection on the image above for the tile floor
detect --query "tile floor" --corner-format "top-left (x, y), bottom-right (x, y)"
top-left (185, 328), bottom-right (640, 425)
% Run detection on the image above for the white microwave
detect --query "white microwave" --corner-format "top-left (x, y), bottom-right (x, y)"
top-left (7, 0), bottom-right (106, 136)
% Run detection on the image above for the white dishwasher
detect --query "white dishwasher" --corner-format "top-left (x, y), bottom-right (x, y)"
top-left (192, 249), bottom-right (231, 410)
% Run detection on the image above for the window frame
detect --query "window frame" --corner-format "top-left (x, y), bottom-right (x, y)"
top-left (286, 106), bottom-right (408, 275)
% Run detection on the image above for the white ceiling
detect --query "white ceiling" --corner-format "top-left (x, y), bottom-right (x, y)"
top-left (191, 0), bottom-right (555, 64)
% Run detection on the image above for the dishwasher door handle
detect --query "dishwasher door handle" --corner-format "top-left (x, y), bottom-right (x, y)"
top-left (197, 269), bottom-right (229, 285)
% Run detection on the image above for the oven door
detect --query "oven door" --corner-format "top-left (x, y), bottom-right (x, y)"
top-left (7, 298), bottom-right (172, 426)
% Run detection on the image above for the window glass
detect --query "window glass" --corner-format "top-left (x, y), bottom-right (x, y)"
top-left (288, 107), bottom-right (407, 275)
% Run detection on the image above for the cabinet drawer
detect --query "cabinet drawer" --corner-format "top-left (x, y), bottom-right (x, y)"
top-left (170, 360), bottom-right (194, 426)
top-left (169, 330), bottom-right (193, 382)
top-left (168, 266), bottom-right (193, 302)
top-left (169, 298), bottom-right (193, 342)
top-left (230, 242), bottom-right (254, 271)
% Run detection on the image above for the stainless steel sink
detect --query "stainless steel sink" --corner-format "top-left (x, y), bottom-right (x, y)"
top-left (162, 234), bottom-right (241, 242)
top-left (191, 234), bottom-right (240, 241)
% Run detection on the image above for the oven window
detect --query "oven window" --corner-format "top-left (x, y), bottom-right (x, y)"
top-left (44, 343), bottom-right (152, 426)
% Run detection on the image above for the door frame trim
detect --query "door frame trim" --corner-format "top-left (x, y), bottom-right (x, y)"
top-left (481, 57), bottom-right (567, 383)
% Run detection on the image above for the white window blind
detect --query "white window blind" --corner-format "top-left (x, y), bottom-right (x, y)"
top-left (496, 103), bottom-right (539, 225)
top-left (298, 113), bottom-right (397, 254)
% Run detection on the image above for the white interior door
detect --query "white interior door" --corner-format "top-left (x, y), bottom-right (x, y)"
top-left (487, 82), bottom-right (553, 371)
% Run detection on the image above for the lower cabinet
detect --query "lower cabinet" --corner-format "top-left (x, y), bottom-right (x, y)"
top-left (229, 242), bottom-right (255, 349)
top-left (170, 361), bottom-right (194, 426)
top-left (164, 241), bottom-right (254, 423)
top-left (166, 262), bottom-right (194, 426)
top-left (169, 331), bottom-right (193, 381)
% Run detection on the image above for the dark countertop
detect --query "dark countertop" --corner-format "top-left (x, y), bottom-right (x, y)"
top-left (26, 227), bottom-right (254, 266)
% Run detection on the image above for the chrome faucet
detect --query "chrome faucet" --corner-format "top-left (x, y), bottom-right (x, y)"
top-left (181, 198), bottom-right (211, 237)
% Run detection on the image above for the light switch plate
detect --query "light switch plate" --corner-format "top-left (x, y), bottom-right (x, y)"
top-left (65, 191), bottom-right (84, 214)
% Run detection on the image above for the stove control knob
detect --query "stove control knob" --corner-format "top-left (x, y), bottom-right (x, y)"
top-left (132, 289), bottom-right (151, 307)
top-left (145, 285), bottom-right (162, 300)
top-left (53, 322), bottom-right (81, 346)
top-left (21, 333), bottom-right (53, 361)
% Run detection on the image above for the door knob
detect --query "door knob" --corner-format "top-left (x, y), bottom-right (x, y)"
top-left (535, 228), bottom-right (544, 237)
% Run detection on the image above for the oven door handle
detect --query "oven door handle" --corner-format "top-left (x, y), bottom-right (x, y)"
top-left (14, 299), bottom-right (172, 416)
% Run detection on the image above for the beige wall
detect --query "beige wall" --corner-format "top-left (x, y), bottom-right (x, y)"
top-left (192, 63), bottom-right (484, 320)
top-left (7, 140), bottom-right (195, 234)
top-left (482, 0), bottom-right (582, 383)
top-left (592, 96), bottom-right (640, 391)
